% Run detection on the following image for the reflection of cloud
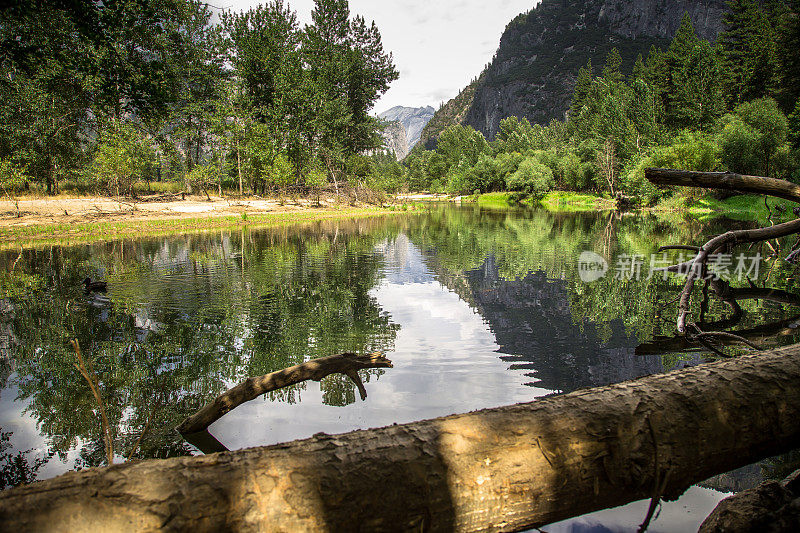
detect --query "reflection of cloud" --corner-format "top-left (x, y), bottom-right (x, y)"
top-left (211, 240), bottom-right (549, 450)
top-left (0, 383), bottom-right (82, 481)
top-left (545, 486), bottom-right (728, 533)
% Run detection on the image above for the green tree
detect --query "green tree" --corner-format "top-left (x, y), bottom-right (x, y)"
top-left (720, 98), bottom-right (789, 176)
top-left (435, 125), bottom-right (489, 169)
top-left (507, 156), bottom-right (554, 201)
top-left (92, 120), bottom-right (155, 197)
top-left (303, 0), bottom-right (398, 165)
top-left (776, 0), bottom-right (800, 110)
top-left (719, 0), bottom-right (778, 106)
top-left (569, 60), bottom-right (593, 120)
top-left (662, 15), bottom-right (725, 130)
top-left (789, 99), bottom-right (800, 149)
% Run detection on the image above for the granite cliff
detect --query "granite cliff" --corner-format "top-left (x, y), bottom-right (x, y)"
top-left (378, 106), bottom-right (435, 149)
top-left (379, 120), bottom-right (410, 160)
top-left (423, 0), bottom-right (729, 143)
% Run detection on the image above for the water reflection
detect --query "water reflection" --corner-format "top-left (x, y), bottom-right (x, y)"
top-left (1, 206), bottom-right (799, 530)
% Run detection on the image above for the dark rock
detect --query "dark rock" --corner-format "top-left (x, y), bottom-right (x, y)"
top-left (699, 471), bottom-right (800, 532)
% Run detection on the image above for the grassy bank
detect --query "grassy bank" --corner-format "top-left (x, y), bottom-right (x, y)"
top-left (0, 207), bottom-right (394, 249)
top-left (471, 191), bottom-right (615, 212)
top-left (653, 193), bottom-right (800, 222)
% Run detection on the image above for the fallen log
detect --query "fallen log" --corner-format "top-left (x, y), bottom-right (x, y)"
top-left (177, 352), bottom-right (393, 434)
top-left (3, 345), bottom-right (800, 532)
top-left (645, 168), bottom-right (800, 203)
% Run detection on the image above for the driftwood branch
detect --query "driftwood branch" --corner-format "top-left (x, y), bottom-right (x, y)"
top-left (645, 168), bottom-right (800, 333)
top-left (672, 219), bottom-right (800, 332)
top-left (4, 345), bottom-right (800, 531)
top-left (177, 352), bottom-right (392, 435)
top-left (636, 313), bottom-right (800, 355)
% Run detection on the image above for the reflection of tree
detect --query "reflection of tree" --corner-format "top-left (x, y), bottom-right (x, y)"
top-left (407, 206), bottom-right (800, 390)
top-left (0, 428), bottom-right (49, 489)
top-left (0, 219), bottom-right (401, 477)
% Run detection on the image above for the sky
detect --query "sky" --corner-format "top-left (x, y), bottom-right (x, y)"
top-left (223, 0), bottom-right (540, 114)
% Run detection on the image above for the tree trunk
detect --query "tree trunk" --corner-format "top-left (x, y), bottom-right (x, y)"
top-left (645, 168), bottom-right (800, 203)
top-left (237, 136), bottom-right (243, 196)
top-left (3, 345), bottom-right (800, 532)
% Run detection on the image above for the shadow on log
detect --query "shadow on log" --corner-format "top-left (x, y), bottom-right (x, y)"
top-left (177, 352), bottom-right (393, 435)
top-left (3, 345), bottom-right (800, 531)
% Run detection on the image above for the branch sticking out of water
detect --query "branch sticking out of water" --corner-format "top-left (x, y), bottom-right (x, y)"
top-left (177, 352), bottom-right (393, 435)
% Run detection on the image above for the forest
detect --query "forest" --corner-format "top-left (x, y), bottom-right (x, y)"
top-left (406, 1), bottom-right (800, 207)
top-left (0, 0), bottom-right (399, 198)
top-left (4, 1), bottom-right (799, 208)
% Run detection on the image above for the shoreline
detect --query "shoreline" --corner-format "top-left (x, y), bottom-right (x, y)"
top-left (2, 190), bottom-right (784, 249)
top-left (0, 194), bottom-right (404, 249)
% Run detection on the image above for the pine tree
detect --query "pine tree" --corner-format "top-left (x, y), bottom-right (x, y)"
top-left (663, 15), bottom-right (725, 130)
top-left (777, 0), bottom-right (800, 111)
top-left (569, 60), bottom-right (593, 120)
top-left (719, 0), bottom-right (778, 106)
top-left (602, 48), bottom-right (623, 84)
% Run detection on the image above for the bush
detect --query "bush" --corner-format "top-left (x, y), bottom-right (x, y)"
top-left (92, 120), bottom-right (155, 196)
top-left (506, 157), bottom-right (554, 201)
top-left (270, 153), bottom-right (296, 190)
top-left (367, 159), bottom-right (406, 193)
top-left (720, 98), bottom-right (789, 177)
top-left (622, 130), bottom-right (719, 204)
top-left (0, 158), bottom-right (27, 193)
top-left (186, 163), bottom-right (221, 197)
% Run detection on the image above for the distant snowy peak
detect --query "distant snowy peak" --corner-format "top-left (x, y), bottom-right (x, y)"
top-left (378, 106), bottom-right (435, 150)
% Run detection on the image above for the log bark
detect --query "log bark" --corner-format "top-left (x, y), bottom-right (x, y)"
top-left (645, 168), bottom-right (800, 203)
top-left (177, 352), bottom-right (393, 434)
top-left (3, 345), bottom-right (800, 531)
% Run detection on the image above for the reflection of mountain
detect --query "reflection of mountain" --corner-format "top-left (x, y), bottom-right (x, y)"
top-left (440, 255), bottom-right (664, 393)
top-left (700, 463), bottom-right (764, 493)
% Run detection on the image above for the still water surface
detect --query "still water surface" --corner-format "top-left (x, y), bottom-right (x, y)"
top-left (1, 205), bottom-right (798, 531)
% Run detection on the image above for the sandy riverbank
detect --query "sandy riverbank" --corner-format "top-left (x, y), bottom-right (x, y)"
top-left (0, 194), bottom-right (338, 229)
top-left (0, 194), bottom-right (404, 248)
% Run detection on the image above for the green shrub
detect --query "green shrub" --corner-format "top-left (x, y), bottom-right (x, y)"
top-left (92, 120), bottom-right (155, 196)
top-left (445, 160), bottom-right (480, 195)
top-left (0, 158), bottom-right (27, 193)
top-left (186, 163), bottom-right (222, 196)
top-left (720, 98), bottom-right (789, 177)
top-left (507, 157), bottom-right (554, 201)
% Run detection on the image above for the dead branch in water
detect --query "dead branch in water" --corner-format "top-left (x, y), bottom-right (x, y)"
top-left (645, 168), bottom-right (800, 334)
top-left (177, 352), bottom-right (393, 435)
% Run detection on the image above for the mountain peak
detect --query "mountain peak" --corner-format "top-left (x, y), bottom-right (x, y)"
top-left (425, 0), bottom-right (730, 141)
top-left (378, 106), bottom-right (435, 150)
